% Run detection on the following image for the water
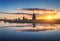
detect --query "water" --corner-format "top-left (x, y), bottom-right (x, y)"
top-left (0, 21), bottom-right (60, 41)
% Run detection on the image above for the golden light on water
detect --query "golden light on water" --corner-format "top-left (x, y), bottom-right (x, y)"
top-left (13, 24), bottom-right (60, 31)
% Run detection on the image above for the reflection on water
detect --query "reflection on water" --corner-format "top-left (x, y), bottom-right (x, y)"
top-left (0, 21), bottom-right (60, 41)
top-left (0, 21), bottom-right (60, 32)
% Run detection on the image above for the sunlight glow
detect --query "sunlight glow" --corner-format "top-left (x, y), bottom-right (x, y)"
top-left (47, 16), bottom-right (52, 19)
top-left (43, 15), bottom-right (53, 20)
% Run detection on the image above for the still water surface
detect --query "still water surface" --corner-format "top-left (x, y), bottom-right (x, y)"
top-left (0, 21), bottom-right (60, 41)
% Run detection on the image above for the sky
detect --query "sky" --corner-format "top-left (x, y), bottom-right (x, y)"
top-left (0, 0), bottom-right (60, 19)
top-left (0, 0), bottom-right (60, 13)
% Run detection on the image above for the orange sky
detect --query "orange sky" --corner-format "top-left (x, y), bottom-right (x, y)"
top-left (0, 10), bottom-right (60, 20)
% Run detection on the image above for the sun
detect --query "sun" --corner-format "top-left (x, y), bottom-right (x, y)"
top-left (44, 16), bottom-right (53, 20)
top-left (47, 16), bottom-right (52, 19)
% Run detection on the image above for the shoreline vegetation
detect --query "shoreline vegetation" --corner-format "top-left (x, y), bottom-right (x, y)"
top-left (0, 13), bottom-right (60, 24)
top-left (0, 17), bottom-right (60, 31)
top-left (0, 18), bottom-right (60, 24)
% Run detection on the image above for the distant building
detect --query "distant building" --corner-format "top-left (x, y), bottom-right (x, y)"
top-left (18, 18), bottom-right (20, 20)
top-left (32, 14), bottom-right (36, 20)
top-left (4, 18), bottom-right (6, 20)
top-left (22, 16), bottom-right (27, 20)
